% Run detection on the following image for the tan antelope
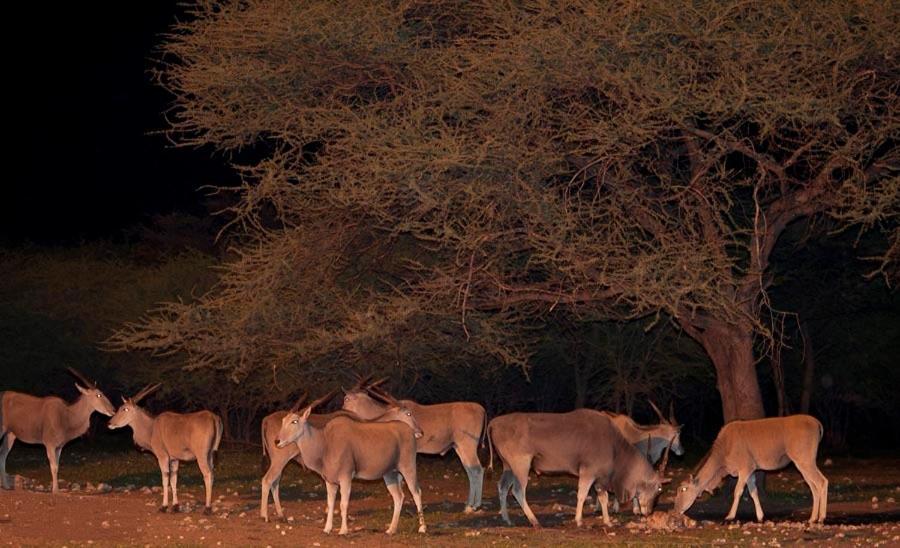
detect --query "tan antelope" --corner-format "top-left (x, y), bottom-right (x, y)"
top-left (674, 414), bottom-right (828, 524)
top-left (280, 390), bottom-right (427, 535)
top-left (259, 390), bottom-right (343, 521)
top-left (342, 376), bottom-right (487, 512)
top-left (602, 400), bottom-right (684, 513)
top-left (0, 368), bottom-right (115, 492)
top-left (487, 409), bottom-right (671, 528)
top-left (107, 384), bottom-right (223, 514)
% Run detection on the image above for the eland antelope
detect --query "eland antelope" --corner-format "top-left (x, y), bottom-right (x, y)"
top-left (488, 408), bottom-right (671, 528)
top-left (259, 390), bottom-right (346, 522)
top-left (342, 376), bottom-right (487, 512)
top-left (602, 400), bottom-right (684, 513)
top-left (0, 368), bottom-right (115, 492)
top-left (603, 400), bottom-right (684, 463)
top-left (108, 384), bottom-right (223, 514)
top-left (280, 390), bottom-right (427, 535)
top-left (674, 414), bottom-right (828, 523)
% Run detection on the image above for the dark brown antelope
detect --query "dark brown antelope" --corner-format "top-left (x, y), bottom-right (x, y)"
top-left (108, 384), bottom-right (223, 514)
top-left (281, 390), bottom-right (426, 535)
top-left (342, 376), bottom-right (487, 512)
top-left (488, 409), bottom-right (671, 528)
top-left (674, 414), bottom-right (828, 523)
top-left (0, 368), bottom-right (115, 492)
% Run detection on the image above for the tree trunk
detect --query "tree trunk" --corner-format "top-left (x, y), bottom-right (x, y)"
top-left (771, 342), bottom-right (788, 417)
top-left (694, 322), bottom-right (766, 422)
top-left (799, 321), bottom-right (815, 414)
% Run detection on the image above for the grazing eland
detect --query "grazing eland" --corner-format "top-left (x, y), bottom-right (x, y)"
top-left (487, 409), bottom-right (671, 528)
top-left (342, 376), bottom-right (487, 512)
top-left (674, 414), bottom-right (828, 523)
top-left (107, 384), bottom-right (223, 514)
top-left (280, 390), bottom-right (426, 535)
top-left (602, 400), bottom-right (684, 513)
top-left (0, 368), bottom-right (115, 492)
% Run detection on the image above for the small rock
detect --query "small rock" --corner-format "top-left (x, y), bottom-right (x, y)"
top-left (101, 521), bottom-right (110, 528)
top-left (823, 458), bottom-right (833, 466)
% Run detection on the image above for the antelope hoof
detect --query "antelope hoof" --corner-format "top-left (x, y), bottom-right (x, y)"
top-left (576, 519), bottom-right (583, 528)
top-left (338, 527), bottom-right (349, 535)
top-left (171, 504), bottom-right (180, 513)
top-left (385, 527), bottom-right (397, 535)
top-left (204, 506), bottom-right (212, 516)
top-left (158, 506), bottom-right (168, 513)
top-left (464, 505), bottom-right (476, 514)
top-left (418, 524), bottom-right (427, 534)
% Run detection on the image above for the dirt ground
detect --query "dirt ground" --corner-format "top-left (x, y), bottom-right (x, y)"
top-left (1, 446), bottom-right (899, 546)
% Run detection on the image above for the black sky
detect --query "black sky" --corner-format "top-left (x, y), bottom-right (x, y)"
top-left (4, 2), bottom-right (232, 245)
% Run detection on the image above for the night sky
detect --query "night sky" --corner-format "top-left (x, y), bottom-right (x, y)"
top-left (4, 2), bottom-right (231, 245)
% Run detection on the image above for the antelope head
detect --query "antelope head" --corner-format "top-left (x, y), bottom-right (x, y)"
top-left (108, 383), bottom-right (161, 429)
top-left (276, 390), bottom-right (333, 448)
top-left (674, 474), bottom-right (703, 514)
top-left (367, 386), bottom-right (423, 439)
top-left (650, 399), bottom-right (685, 456)
top-left (68, 367), bottom-right (115, 417)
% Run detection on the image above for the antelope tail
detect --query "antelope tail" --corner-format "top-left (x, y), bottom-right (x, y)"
top-left (211, 414), bottom-right (224, 468)
top-left (487, 421), bottom-right (495, 472)
top-left (260, 419), bottom-right (271, 474)
top-left (479, 410), bottom-right (488, 449)
top-left (0, 391), bottom-right (6, 435)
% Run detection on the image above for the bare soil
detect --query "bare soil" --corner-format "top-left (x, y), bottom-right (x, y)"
top-left (1, 446), bottom-right (899, 546)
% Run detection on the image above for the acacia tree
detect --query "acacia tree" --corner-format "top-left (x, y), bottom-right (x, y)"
top-left (112, 0), bottom-right (899, 421)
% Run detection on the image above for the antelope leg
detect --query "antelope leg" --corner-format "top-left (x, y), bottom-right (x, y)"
top-left (198, 455), bottom-right (213, 513)
top-left (46, 445), bottom-right (61, 494)
top-left (725, 473), bottom-right (749, 521)
top-left (157, 457), bottom-right (171, 511)
top-left (498, 469), bottom-right (515, 525)
top-left (745, 472), bottom-right (764, 522)
top-left (596, 489), bottom-right (612, 526)
top-left (383, 472), bottom-right (404, 534)
top-left (324, 482), bottom-right (337, 534)
top-left (338, 478), bottom-right (351, 535)
top-left (170, 460), bottom-right (180, 512)
top-left (0, 432), bottom-right (16, 490)
top-left (575, 474), bottom-right (595, 527)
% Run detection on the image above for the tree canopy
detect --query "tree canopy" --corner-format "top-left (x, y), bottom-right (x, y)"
top-left (113, 0), bottom-right (899, 421)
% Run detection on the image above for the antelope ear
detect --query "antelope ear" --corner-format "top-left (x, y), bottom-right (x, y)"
top-left (120, 395), bottom-right (127, 404)
top-left (75, 383), bottom-right (89, 394)
top-left (301, 406), bottom-right (313, 420)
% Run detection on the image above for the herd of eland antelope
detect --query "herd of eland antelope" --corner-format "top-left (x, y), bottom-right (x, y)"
top-left (1, 370), bottom-right (831, 535)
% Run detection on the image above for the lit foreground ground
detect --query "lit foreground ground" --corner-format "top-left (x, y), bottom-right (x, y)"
top-left (1, 445), bottom-right (899, 546)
